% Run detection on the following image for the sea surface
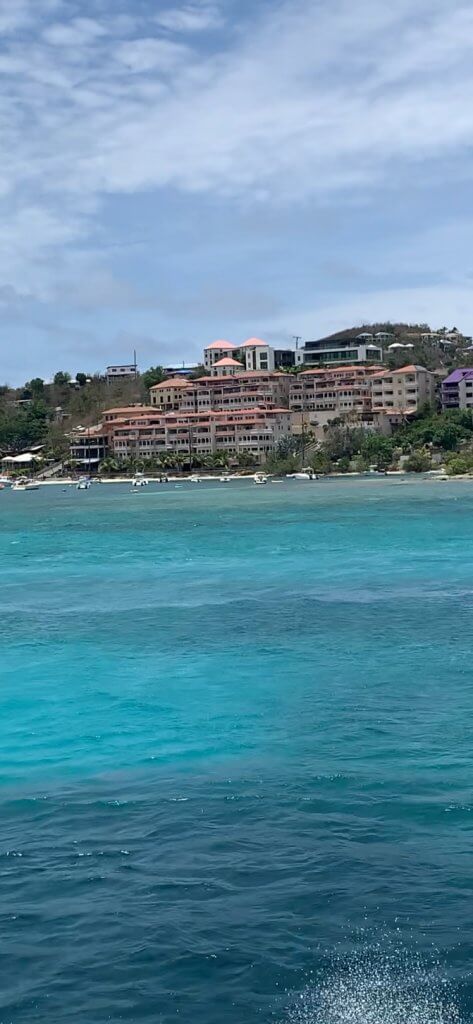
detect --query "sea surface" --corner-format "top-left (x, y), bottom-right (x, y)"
top-left (0, 476), bottom-right (472, 1023)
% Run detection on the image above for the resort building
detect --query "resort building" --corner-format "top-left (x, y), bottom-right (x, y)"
top-left (150, 371), bottom-right (292, 414)
top-left (101, 406), bottom-right (291, 464)
top-left (441, 368), bottom-right (473, 410)
top-left (203, 340), bottom-right (238, 372)
top-left (370, 365), bottom-right (435, 417)
top-left (69, 426), bottom-right (108, 468)
top-left (299, 333), bottom-right (383, 368)
top-left (203, 338), bottom-right (300, 374)
top-left (289, 365), bottom-right (382, 435)
top-left (212, 356), bottom-right (245, 377)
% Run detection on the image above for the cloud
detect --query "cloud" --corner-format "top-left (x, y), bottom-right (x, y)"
top-left (43, 17), bottom-right (107, 46)
top-left (155, 4), bottom-right (224, 33)
top-left (273, 284), bottom-right (473, 343)
top-left (55, 269), bottom-right (161, 310)
top-left (0, 0), bottom-right (473, 357)
top-left (114, 36), bottom-right (191, 73)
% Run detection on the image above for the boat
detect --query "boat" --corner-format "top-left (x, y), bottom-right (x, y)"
top-left (131, 474), bottom-right (149, 487)
top-left (287, 470), bottom-right (318, 480)
top-left (12, 481), bottom-right (39, 491)
top-left (253, 472), bottom-right (268, 485)
top-left (219, 475), bottom-right (233, 483)
top-left (0, 476), bottom-right (12, 487)
top-left (77, 477), bottom-right (91, 490)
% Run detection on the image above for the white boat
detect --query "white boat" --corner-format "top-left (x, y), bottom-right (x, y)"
top-left (131, 474), bottom-right (148, 487)
top-left (189, 475), bottom-right (202, 483)
top-left (12, 481), bottom-right (39, 491)
top-left (77, 477), bottom-right (91, 490)
top-left (253, 472), bottom-right (268, 485)
top-left (287, 471), bottom-right (317, 480)
top-left (0, 476), bottom-right (12, 487)
top-left (219, 475), bottom-right (233, 483)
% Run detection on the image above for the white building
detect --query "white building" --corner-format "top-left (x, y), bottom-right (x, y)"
top-left (300, 336), bottom-right (383, 368)
top-left (203, 340), bottom-right (238, 372)
top-left (240, 338), bottom-right (275, 372)
top-left (106, 364), bottom-right (137, 382)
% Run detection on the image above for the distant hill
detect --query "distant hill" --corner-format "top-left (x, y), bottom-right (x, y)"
top-left (311, 323), bottom-right (473, 371)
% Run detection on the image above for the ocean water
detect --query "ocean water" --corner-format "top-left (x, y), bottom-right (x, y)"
top-left (0, 477), bottom-right (472, 1023)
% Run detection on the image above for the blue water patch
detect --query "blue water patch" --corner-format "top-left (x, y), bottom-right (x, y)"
top-left (0, 479), bottom-right (472, 1022)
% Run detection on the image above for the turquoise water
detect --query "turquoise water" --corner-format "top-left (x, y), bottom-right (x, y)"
top-left (0, 478), bottom-right (472, 1022)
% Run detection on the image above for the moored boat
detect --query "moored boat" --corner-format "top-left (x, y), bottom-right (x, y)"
top-left (12, 480), bottom-right (39, 491)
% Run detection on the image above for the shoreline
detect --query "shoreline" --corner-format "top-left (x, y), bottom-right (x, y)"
top-left (5, 470), bottom-right (473, 487)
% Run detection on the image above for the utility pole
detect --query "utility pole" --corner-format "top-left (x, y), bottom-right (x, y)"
top-left (188, 426), bottom-right (193, 472)
top-left (292, 335), bottom-right (302, 350)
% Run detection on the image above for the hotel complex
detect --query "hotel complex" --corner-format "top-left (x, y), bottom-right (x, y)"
top-left (69, 334), bottom-right (442, 467)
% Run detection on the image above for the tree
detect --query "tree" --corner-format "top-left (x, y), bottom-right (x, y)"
top-left (99, 457), bottom-right (120, 476)
top-left (235, 451), bottom-right (255, 469)
top-left (360, 433), bottom-right (395, 470)
top-left (446, 455), bottom-right (473, 476)
top-left (54, 371), bottom-right (71, 386)
top-left (274, 434), bottom-right (301, 459)
top-left (76, 372), bottom-right (87, 387)
top-left (141, 366), bottom-right (166, 390)
top-left (404, 451), bottom-right (431, 473)
top-left (26, 377), bottom-right (45, 398)
top-left (310, 451), bottom-right (332, 474)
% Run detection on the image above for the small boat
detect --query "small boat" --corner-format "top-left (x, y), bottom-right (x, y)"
top-left (131, 474), bottom-right (148, 487)
top-left (77, 477), bottom-right (91, 490)
top-left (189, 475), bottom-right (202, 483)
top-left (253, 472), bottom-right (268, 485)
top-left (12, 481), bottom-right (39, 491)
top-left (0, 476), bottom-right (12, 487)
top-left (219, 475), bottom-right (232, 483)
top-left (287, 470), bottom-right (317, 480)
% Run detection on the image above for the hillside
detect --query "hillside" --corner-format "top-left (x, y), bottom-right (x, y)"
top-left (313, 323), bottom-right (473, 371)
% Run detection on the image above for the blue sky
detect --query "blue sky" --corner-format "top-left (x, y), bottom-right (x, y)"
top-left (1, 0), bottom-right (473, 383)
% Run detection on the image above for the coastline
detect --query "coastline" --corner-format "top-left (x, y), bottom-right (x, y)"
top-left (9, 470), bottom-right (473, 487)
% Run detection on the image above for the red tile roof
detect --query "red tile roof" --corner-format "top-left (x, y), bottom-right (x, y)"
top-left (204, 339), bottom-right (236, 350)
top-left (241, 337), bottom-right (268, 347)
top-left (150, 377), bottom-right (192, 390)
top-left (213, 357), bottom-right (245, 366)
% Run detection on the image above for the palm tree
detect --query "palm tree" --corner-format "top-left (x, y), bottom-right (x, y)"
top-left (99, 456), bottom-right (120, 476)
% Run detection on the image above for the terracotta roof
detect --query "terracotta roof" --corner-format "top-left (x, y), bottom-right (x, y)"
top-left (213, 357), bottom-right (245, 367)
top-left (371, 364), bottom-right (428, 379)
top-left (241, 337), bottom-right (268, 347)
top-left (392, 364), bottom-right (428, 373)
top-left (103, 405), bottom-right (152, 415)
top-left (204, 339), bottom-right (236, 350)
top-left (150, 377), bottom-right (192, 390)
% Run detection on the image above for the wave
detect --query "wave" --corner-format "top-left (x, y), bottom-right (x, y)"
top-left (288, 950), bottom-right (460, 1024)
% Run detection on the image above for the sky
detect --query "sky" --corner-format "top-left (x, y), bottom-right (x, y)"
top-left (1, 0), bottom-right (473, 383)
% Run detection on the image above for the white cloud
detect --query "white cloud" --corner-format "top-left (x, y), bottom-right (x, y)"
top-left (43, 17), bottom-right (107, 47)
top-left (155, 4), bottom-right (224, 33)
top-left (273, 284), bottom-right (473, 344)
top-left (0, 0), bottom-right (473, 322)
top-left (114, 36), bottom-right (191, 73)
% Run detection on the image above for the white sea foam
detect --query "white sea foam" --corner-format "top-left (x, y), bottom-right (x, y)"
top-left (289, 952), bottom-right (460, 1024)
